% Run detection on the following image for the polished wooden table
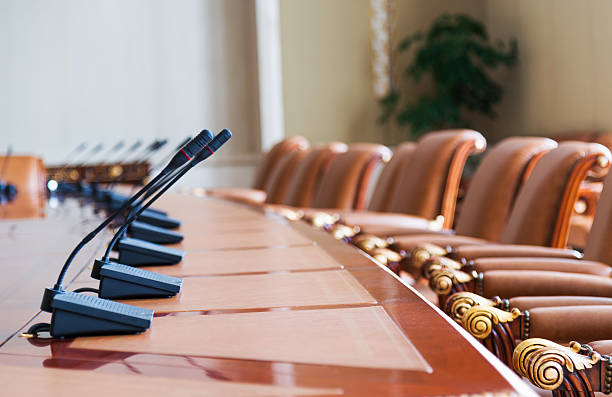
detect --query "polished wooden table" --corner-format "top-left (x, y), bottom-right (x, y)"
top-left (0, 192), bottom-right (535, 396)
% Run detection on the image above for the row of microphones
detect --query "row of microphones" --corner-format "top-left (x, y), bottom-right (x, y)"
top-left (25, 129), bottom-right (231, 338)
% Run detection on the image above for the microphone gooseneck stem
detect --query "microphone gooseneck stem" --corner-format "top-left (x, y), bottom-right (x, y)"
top-left (101, 128), bottom-right (230, 260)
top-left (53, 130), bottom-right (215, 289)
top-left (53, 171), bottom-right (168, 290)
top-left (102, 161), bottom-right (196, 260)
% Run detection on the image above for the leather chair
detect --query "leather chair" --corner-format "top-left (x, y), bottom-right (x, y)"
top-left (281, 143), bottom-right (347, 207)
top-left (367, 142), bottom-right (416, 212)
top-left (0, 155), bottom-right (45, 194)
top-left (330, 130), bottom-right (487, 234)
top-left (260, 149), bottom-right (309, 204)
top-left (307, 143), bottom-right (393, 210)
top-left (207, 136), bottom-right (309, 203)
top-left (404, 142), bottom-right (612, 269)
top-left (423, 147), bottom-right (612, 306)
top-left (0, 155), bottom-right (46, 219)
top-left (361, 137), bottom-right (556, 242)
top-left (443, 292), bottom-right (612, 368)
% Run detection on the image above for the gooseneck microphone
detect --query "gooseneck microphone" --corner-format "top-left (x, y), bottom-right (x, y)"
top-left (52, 130), bottom-right (214, 290)
top-left (106, 129), bottom-right (232, 260)
top-left (89, 129), bottom-right (232, 299)
top-left (29, 129), bottom-right (215, 338)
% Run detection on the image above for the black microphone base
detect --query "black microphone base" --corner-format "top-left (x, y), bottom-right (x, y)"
top-left (105, 192), bottom-right (168, 217)
top-left (136, 211), bottom-right (181, 229)
top-left (117, 237), bottom-right (185, 266)
top-left (45, 290), bottom-right (153, 337)
top-left (92, 259), bottom-right (182, 299)
top-left (129, 221), bottom-right (183, 244)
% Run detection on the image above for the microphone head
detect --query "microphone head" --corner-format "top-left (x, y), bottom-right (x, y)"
top-left (208, 129), bottom-right (232, 152)
top-left (191, 129), bottom-right (232, 165)
top-left (181, 130), bottom-right (214, 159)
top-left (160, 130), bottom-right (214, 175)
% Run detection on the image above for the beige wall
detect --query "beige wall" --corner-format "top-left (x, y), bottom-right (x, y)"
top-left (279, 0), bottom-right (375, 145)
top-left (280, 0), bottom-right (612, 145)
top-left (279, 0), bottom-right (483, 145)
top-left (483, 0), bottom-right (612, 139)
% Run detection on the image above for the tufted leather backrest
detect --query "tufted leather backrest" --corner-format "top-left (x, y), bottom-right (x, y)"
top-left (0, 155), bottom-right (44, 194)
top-left (368, 142), bottom-right (416, 212)
top-left (252, 136), bottom-right (310, 190)
top-left (387, 130), bottom-right (486, 228)
top-left (500, 142), bottom-right (611, 247)
top-left (282, 143), bottom-right (347, 207)
top-left (584, 166), bottom-right (612, 265)
top-left (263, 149), bottom-right (309, 204)
top-left (311, 144), bottom-right (392, 210)
top-left (454, 137), bottom-right (558, 241)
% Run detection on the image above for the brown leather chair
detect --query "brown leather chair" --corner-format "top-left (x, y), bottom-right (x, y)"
top-left (334, 130), bottom-right (487, 232)
top-left (359, 137), bottom-right (556, 244)
top-left (281, 143), bottom-right (347, 207)
top-left (261, 149), bottom-right (309, 204)
top-left (0, 155), bottom-right (46, 219)
top-left (309, 143), bottom-right (392, 210)
top-left (367, 142), bottom-right (416, 212)
top-left (0, 155), bottom-right (45, 194)
top-left (207, 136), bottom-right (309, 203)
top-left (403, 142), bottom-right (612, 264)
top-left (428, 150), bottom-right (612, 300)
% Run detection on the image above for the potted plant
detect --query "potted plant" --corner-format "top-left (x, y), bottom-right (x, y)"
top-left (379, 13), bottom-right (518, 138)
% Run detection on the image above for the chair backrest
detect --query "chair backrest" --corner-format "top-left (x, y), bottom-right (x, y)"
top-left (263, 148), bottom-right (309, 204)
top-left (368, 142), bottom-right (416, 212)
top-left (454, 137), bottom-right (558, 241)
top-left (282, 143), bottom-right (347, 207)
top-left (252, 136), bottom-right (309, 190)
top-left (584, 167), bottom-right (612, 265)
top-left (0, 155), bottom-right (44, 194)
top-left (386, 130), bottom-right (487, 228)
top-left (499, 142), bottom-right (611, 247)
top-left (311, 144), bottom-right (392, 210)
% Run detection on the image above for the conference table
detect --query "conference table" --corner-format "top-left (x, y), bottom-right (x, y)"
top-left (0, 190), bottom-right (534, 396)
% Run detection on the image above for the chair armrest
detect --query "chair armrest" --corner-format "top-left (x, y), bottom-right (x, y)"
top-left (509, 296), bottom-right (612, 311)
top-left (514, 338), bottom-right (607, 394)
top-left (481, 270), bottom-right (612, 299)
top-left (336, 211), bottom-right (448, 237)
top-left (454, 244), bottom-right (582, 261)
top-left (207, 188), bottom-right (267, 204)
top-left (472, 257), bottom-right (612, 277)
top-left (391, 234), bottom-right (488, 253)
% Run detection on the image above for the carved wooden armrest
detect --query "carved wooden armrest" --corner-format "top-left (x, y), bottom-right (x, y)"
top-left (444, 292), bottom-right (507, 324)
top-left (369, 248), bottom-right (403, 274)
top-left (327, 223), bottom-right (360, 241)
top-left (269, 206), bottom-right (304, 221)
top-left (352, 234), bottom-right (391, 251)
top-left (304, 211), bottom-right (339, 229)
top-left (426, 260), bottom-right (480, 308)
top-left (513, 338), bottom-right (609, 395)
top-left (461, 305), bottom-right (526, 365)
top-left (422, 256), bottom-right (463, 279)
top-left (407, 243), bottom-right (451, 274)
